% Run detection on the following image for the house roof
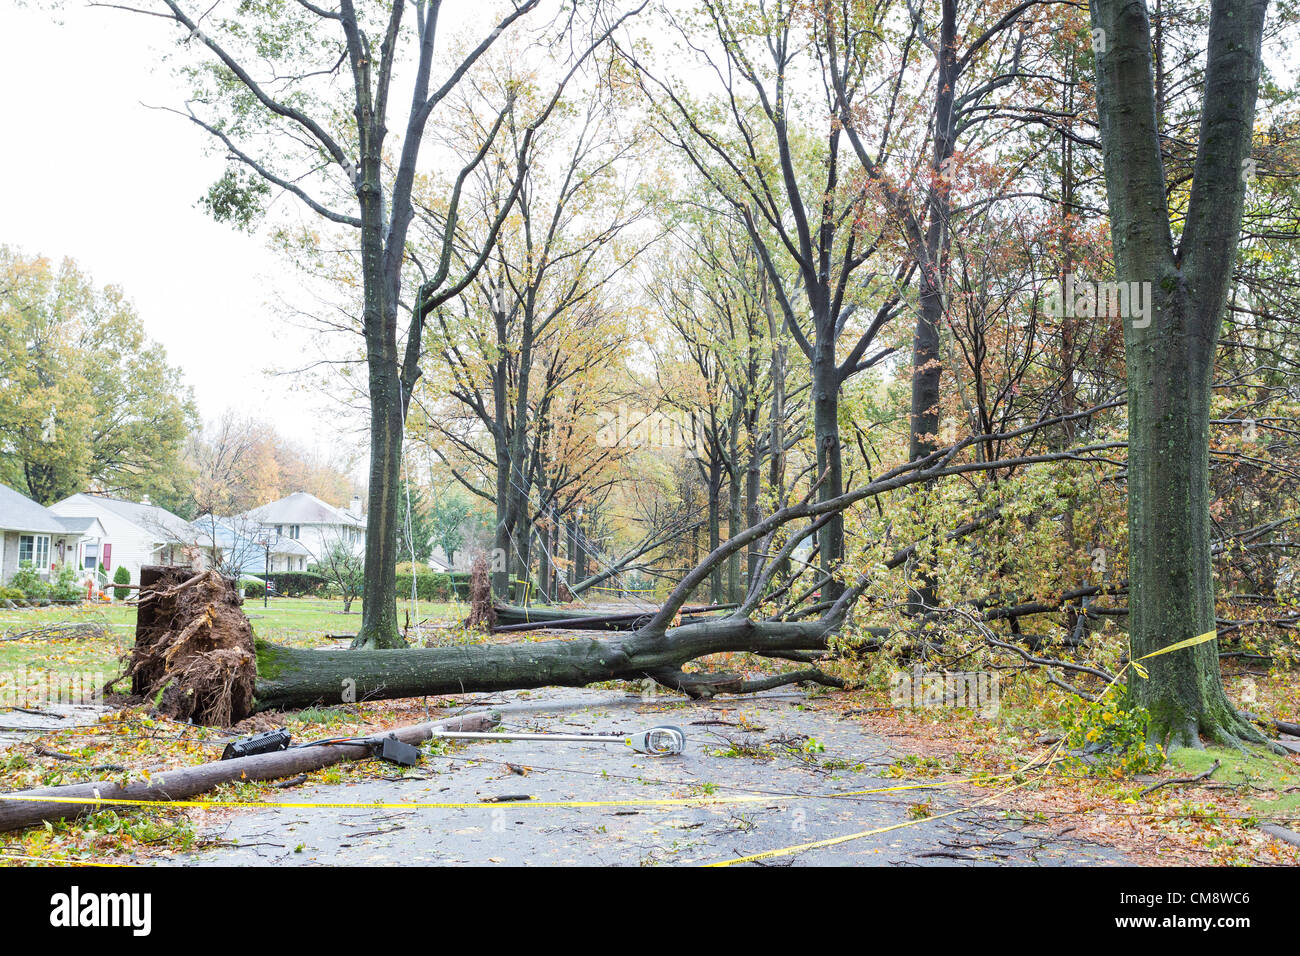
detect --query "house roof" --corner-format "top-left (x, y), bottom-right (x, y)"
top-left (275, 537), bottom-right (314, 556)
top-left (62, 494), bottom-right (193, 542)
top-left (189, 517), bottom-right (313, 556)
top-left (244, 491), bottom-right (361, 528)
top-left (56, 516), bottom-right (106, 537)
top-left (0, 482), bottom-right (69, 535)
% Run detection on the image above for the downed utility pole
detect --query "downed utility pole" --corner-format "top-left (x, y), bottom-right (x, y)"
top-left (0, 713), bottom-right (493, 834)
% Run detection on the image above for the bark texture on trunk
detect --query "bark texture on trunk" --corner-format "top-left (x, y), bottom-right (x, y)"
top-left (254, 616), bottom-right (836, 712)
top-left (1091, 0), bottom-right (1274, 748)
top-left (355, 351), bottom-right (407, 648)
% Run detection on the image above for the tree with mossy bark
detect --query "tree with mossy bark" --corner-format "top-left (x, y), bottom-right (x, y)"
top-left (1090, 0), bottom-right (1279, 750)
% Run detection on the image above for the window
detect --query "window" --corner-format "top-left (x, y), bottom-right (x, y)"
top-left (275, 525), bottom-right (283, 536)
top-left (84, 542), bottom-right (98, 570)
top-left (18, 535), bottom-right (51, 571)
top-left (289, 525), bottom-right (300, 539)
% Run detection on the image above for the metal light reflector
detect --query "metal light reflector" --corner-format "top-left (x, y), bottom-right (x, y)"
top-left (430, 724), bottom-right (687, 756)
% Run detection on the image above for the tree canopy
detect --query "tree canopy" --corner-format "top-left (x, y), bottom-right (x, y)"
top-left (0, 247), bottom-right (195, 504)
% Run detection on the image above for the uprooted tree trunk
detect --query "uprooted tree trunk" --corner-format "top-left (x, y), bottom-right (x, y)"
top-left (253, 615), bottom-right (844, 713)
top-left (129, 566), bottom-right (256, 726)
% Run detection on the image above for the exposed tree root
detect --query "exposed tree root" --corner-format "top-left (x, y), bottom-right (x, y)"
top-left (466, 553), bottom-right (495, 631)
top-left (1152, 701), bottom-right (1285, 756)
top-left (127, 566), bottom-right (256, 726)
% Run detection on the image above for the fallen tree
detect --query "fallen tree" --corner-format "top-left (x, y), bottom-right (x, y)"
top-left (254, 615), bottom-right (842, 712)
top-left (490, 602), bottom-right (737, 632)
top-left (125, 424), bottom-right (1149, 727)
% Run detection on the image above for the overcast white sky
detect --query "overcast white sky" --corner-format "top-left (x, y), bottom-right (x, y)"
top-left (0, 1), bottom-right (591, 470)
top-left (0, 3), bottom-right (370, 459)
top-left (1, 0), bottom-right (651, 472)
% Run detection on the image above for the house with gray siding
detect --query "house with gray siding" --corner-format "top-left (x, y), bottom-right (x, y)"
top-left (0, 482), bottom-right (104, 585)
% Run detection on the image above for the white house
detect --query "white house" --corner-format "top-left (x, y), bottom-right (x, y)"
top-left (190, 514), bottom-right (314, 576)
top-left (0, 482), bottom-right (105, 585)
top-left (50, 493), bottom-right (194, 586)
top-left (238, 491), bottom-right (365, 571)
top-left (55, 515), bottom-right (111, 576)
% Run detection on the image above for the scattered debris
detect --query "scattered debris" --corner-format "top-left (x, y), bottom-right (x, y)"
top-left (0, 712), bottom-right (495, 834)
top-left (1, 620), bottom-right (110, 642)
top-left (1139, 759), bottom-right (1221, 798)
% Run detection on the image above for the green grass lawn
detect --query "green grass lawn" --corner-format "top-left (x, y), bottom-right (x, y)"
top-left (1166, 745), bottom-right (1300, 818)
top-left (239, 595), bottom-right (466, 645)
top-left (0, 596), bottom-right (468, 702)
top-left (0, 603), bottom-right (135, 685)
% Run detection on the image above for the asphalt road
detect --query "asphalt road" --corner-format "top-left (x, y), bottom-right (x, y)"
top-left (176, 689), bottom-right (1127, 867)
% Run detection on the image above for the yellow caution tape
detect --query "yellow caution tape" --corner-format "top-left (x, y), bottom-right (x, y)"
top-left (704, 780), bottom-right (1030, 866)
top-left (704, 629), bottom-right (1221, 865)
top-left (0, 774), bottom-right (1014, 813)
top-left (1, 632), bottom-right (1216, 864)
top-left (1130, 630), bottom-right (1217, 678)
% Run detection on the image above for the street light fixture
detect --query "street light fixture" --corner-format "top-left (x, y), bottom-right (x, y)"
top-left (258, 534), bottom-right (271, 607)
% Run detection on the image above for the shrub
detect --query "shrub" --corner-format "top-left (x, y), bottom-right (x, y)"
top-left (0, 586), bottom-right (24, 602)
top-left (263, 571), bottom-right (329, 597)
top-left (395, 562), bottom-right (453, 601)
top-left (9, 563), bottom-right (49, 601)
top-left (113, 565), bottom-right (131, 601)
top-left (239, 578), bottom-right (266, 599)
top-left (49, 565), bottom-right (84, 603)
top-left (1061, 695), bottom-right (1165, 777)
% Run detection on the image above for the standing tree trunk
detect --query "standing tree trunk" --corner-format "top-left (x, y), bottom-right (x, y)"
top-left (727, 407), bottom-right (742, 603)
top-left (356, 385), bottom-right (406, 646)
top-left (1091, 0), bottom-right (1275, 748)
top-left (811, 337), bottom-right (844, 599)
top-left (904, 0), bottom-right (958, 617)
top-left (351, 12), bottom-right (408, 649)
top-left (124, 2), bottom-right (639, 645)
top-left (745, 428), bottom-right (763, 591)
top-left (706, 457), bottom-right (724, 604)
